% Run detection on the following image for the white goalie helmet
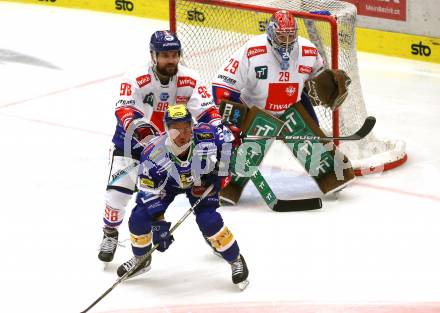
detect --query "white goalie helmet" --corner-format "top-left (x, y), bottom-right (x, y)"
top-left (266, 10), bottom-right (298, 70)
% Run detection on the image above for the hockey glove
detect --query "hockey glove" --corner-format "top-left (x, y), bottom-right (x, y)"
top-left (304, 69), bottom-right (351, 111)
top-left (202, 173), bottom-right (231, 193)
top-left (219, 122), bottom-right (243, 148)
top-left (152, 220), bottom-right (174, 252)
top-left (133, 122), bottom-right (159, 144)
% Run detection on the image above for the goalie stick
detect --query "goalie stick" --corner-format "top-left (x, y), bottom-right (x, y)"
top-left (80, 186), bottom-right (214, 313)
top-left (251, 170), bottom-right (322, 212)
top-left (245, 116), bottom-right (376, 142)
top-left (272, 198), bottom-right (322, 212)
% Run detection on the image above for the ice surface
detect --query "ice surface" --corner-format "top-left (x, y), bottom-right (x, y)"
top-left (1, 3), bottom-right (439, 313)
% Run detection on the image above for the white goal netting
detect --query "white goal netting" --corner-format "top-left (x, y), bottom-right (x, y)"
top-left (171, 0), bottom-right (407, 175)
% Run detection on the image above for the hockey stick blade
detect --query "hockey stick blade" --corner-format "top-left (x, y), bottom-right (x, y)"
top-left (339, 116), bottom-right (376, 141)
top-left (245, 116), bottom-right (376, 142)
top-left (272, 197), bottom-right (322, 212)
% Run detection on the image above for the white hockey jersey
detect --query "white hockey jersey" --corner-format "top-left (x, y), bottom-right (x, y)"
top-left (212, 34), bottom-right (324, 116)
top-left (112, 63), bottom-right (220, 150)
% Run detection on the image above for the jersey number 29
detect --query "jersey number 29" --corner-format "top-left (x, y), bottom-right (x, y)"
top-left (224, 59), bottom-right (239, 74)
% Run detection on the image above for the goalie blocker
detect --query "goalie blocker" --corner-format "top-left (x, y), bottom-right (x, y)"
top-left (219, 100), bottom-right (355, 205)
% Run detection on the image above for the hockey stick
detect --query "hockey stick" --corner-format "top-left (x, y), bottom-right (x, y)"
top-left (244, 116), bottom-right (376, 142)
top-left (80, 185), bottom-right (214, 313)
top-left (251, 170), bottom-right (322, 212)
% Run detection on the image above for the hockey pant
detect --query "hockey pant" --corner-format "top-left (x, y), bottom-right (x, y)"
top-left (129, 188), bottom-right (240, 262)
top-left (103, 145), bottom-right (140, 228)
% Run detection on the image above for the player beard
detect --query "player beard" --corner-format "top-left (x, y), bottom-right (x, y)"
top-left (156, 63), bottom-right (178, 77)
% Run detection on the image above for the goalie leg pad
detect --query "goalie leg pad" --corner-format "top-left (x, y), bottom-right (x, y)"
top-left (218, 101), bottom-right (284, 204)
top-left (195, 209), bottom-right (239, 262)
top-left (280, 102), bottom-right (355, 194)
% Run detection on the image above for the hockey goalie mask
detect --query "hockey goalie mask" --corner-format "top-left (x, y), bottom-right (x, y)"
top-left (266, 10), bottom-right (298, 70)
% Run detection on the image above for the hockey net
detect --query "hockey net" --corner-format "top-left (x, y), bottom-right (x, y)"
top-left (170, 0), bottom-right (407, 175)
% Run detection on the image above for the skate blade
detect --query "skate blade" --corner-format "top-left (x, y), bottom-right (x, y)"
top-left (102, 262), bottom-right (110, 270)
top-left (237, 279), bottom-right (249, 291)
top-left (122, 265), bottom-right (152, 281)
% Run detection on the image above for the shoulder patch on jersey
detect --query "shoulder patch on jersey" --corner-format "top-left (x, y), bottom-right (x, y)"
top-left (255, 65), bottom-right (268, 79)
top-left (177, 76), bottom-right (197, 88)
top-left (247, 45), bottom-right (267, 58)
top-left (302, 46), bottom-right (317, 57)
top-left (298, 65), bottom-right (313, 74)
top-left (140, 177), bottom-right (155, 188)
top-left (136, 74), bottom-right (151, 88)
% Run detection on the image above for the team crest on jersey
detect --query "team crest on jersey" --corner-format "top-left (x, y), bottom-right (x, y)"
top-left (247, 46), bottom-right (267, 58)
top-left (265, 82), bottom-right (299, 112)
top-left (143, 92), bottom-right (154, 107)
top-left (160, 92), bottom-right (169, 101)
top-left (298, 65), bottom-right (313, 74)
top-left (285, 86), bottom-right (297, 96)
top-left (136, 74), bottom-right (151, 88)
top-left (302, 46), bottom-right (317, 57)
top-left (255, 66), bottom-right (268, 79)
top-left (177, 76), bottom-right (197, 88)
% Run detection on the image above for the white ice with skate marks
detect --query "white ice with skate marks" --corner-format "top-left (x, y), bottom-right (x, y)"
top-left (1, 2), bottom-right (440, 313)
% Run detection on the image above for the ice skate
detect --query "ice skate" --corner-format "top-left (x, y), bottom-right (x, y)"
top-left (117, 254), bottom-right (152, 280)
top-left (98, 227), bottom-right (119, 263)
top-left (230, 254), bottom-right (249, 290)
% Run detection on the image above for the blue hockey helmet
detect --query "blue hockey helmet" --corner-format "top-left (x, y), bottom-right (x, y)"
top-left (150, 30), bottom-right (182, 54)
top-left (164, 104), bottom-right (193, 128)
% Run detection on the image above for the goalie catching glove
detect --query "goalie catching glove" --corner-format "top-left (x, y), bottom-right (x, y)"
top-left (304, 69), bottom-right (351, 111)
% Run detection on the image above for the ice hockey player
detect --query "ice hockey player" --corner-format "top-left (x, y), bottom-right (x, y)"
top-left (212, 9), bottom-right (354, 205)
top-left (116, 104), bottom-right (249, 289)
top-left (98, 30), bottom-right (225, 263)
